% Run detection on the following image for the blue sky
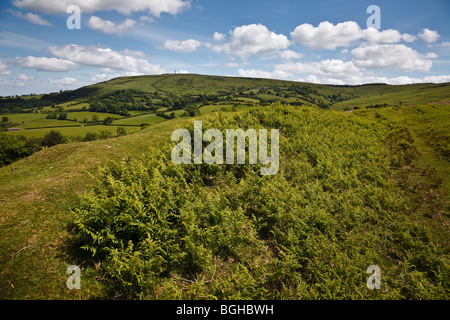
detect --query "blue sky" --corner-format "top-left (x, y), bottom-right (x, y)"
top-left (0, 0), bottom-right (449, 96)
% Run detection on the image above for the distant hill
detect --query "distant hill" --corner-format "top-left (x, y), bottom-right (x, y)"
top-left (71, 74), bottom-right (450, 109)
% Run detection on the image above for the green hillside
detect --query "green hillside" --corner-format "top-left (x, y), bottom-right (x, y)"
top-left (0, 99), bottom-right (448, 299)
top-left (62, 74), bottom-right (450, 109)
top-left (1, 75), bottom-right (449, 143)
top-left (4, 74), bottom-right (449, 111)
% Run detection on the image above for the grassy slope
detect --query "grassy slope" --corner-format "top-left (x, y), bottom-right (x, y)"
top-left (0, 102), bottom-right (448, 299)
top-left (0, 118), bottom-right (189, 299)
top-left (0, 75), bottom-right (449, 299)
top-left (113, 113), bottom-right (166, 125)
top-left (332, 83), bottom-right (450, 110)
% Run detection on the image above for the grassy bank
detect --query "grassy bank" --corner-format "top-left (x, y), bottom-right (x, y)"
top-left (0, 103), bottom-right (447, 299)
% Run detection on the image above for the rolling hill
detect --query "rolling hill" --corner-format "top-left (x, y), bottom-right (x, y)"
top-left (47, 74), bottom-right (450, 110)
top-left (4, 74), bottom-right (450, 111)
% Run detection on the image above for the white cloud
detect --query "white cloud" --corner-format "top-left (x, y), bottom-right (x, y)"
top-left (441, 41), bottom-right (450, 47)
top-left (17, 74), bottom-right (33, 80)
top-left (10, 73), bottom-right (36, 87)
top-left (275, 59), bottom-right (417, 85)
top-left (290, 21), bottom-right (417, 50)
top-left (12, 0), bottom-right (191, 16)
top-left (224, 62), bottom-right (239, 68)
top-left (362, 75), bottom-right (450, 85)
top-left (291, 21), bottom-right (362, 50)
top-left (8, 10), bottom-right (53, 26)
top-left (351, 44), bottom-right (432, 72)
top-left (220, 24), bottom-right (290, 59)
top-left (317, 59), bottom-right (361, 76)
top-left (402, 33), bottom-right (417, 42)
top-left (276, 59), bottom-right (362, 79)
top-left (48, 77), bottom-right (78, 86)
top-left (139, 15), bottom-right (156, 24)
top-left (100, 68), bottom-right (114, 73)
top-left (87, 16), bottom-right (136, 35)
top-left (299, 73), bottom-right (450, 86)
top-left (236, 68), bottom-right (292, 80)
top-left (163, 39), bottom-right (201, 53)
top-left (321, 78), bottom-right (347, 85)
top-left (122, 49), bottom-right (147, 58)
top-left (90, 71), bottom-right (156, 83)
top-left (279, 50), bottom-right (303, 61)
top-left (305, 75), bottom-right (320, 83)
top-left (425, 52), bottom-right (438, 59)
top-left (204, 42), bottom-right (223, 52)
top-left (90, 73), bottom-right (117, 83)
top-left (213, 32), bottom-right (226, 42)
top-left (421, 75), bottom-right (450, 83)
top-left (14, 56), bottom-right (78, 72)
top-left (245, 53), bottom-right (450, 85)
top-left (362, 28), bottom-right (402, 45)
top-left (48, 44), bottom-right (165, 74)
top-left (419, 28), bottom-right (440, 43)
top-left (327, 74), bottom-right (450, 86)
top-left (221, 57), bottom-right (249, 68)
top-left (0, 60), bottom-right (11, 75)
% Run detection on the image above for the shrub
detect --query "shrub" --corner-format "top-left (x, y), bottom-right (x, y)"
top-left (103, 117), bottom-right (114, 125)
top-left (0, 133), bottom-right (29, 166)
top-left (84, 132), bottom-right (99, 141)
top-left (41, 130), bottom-right (65, 147)
top-left (116, 127), bottom-right (127, 136)
top-left (58, 112), bottom-right (68, 120)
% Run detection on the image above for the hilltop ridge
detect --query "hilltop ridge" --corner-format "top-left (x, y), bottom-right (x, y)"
top-left (3, 74), bottom-right (450, 112)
